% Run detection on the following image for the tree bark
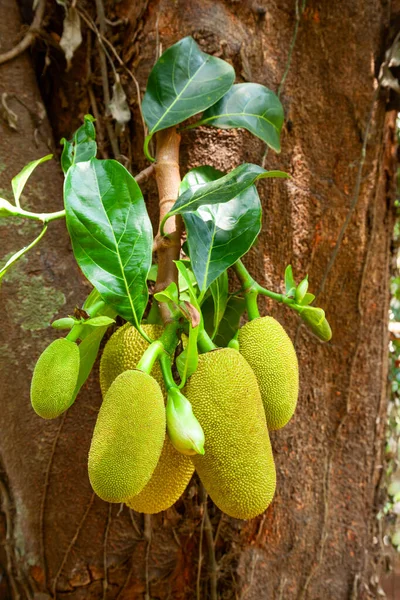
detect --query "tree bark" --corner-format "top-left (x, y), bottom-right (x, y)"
top-left (0, 0), bottom-right (397, 599)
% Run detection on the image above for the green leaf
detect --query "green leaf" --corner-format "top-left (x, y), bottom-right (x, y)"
top-left (295, 276), bottom-right (309, 304)
top-left (73, 326), bottom-right (108, 398)
top-left (178, 166), bottom-right (263, 294)
top-left (176, 324), bottom-right (199, 387)
top-left (81, 316), bottom-right (115, 327)
top-left (147, 263), bottom-right (158, 281)
top-left (284, 264), bottom-right (296, 297)
top-left (209, 271), bottom-right (229, 338)
top-left (175, 260), bottom-right (201, 311)
top-left (12, 155), bottom-right (53, 207)
top-left (214, 294), bottom-right (246, 347)
top-left (0, 224), bottom-right (48, 284)
top-left (64, 158), bottom-right (153, 326)
top-left (299, 292), bottom-right (315, 306)
top-left (52, 317), bottom-right (76, 329)
top-left (142, 36), bottom-right (235, 160)
top-left (154, 282), bottom-right (179, 305)
top-left (61, 115), bottom-right (97, 174)
top-left (193, 83), bottom-right (284, 152)
top-left (169, 163), bottom-right (288, 218)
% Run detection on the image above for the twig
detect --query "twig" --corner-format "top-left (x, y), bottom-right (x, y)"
top-left (261, 0), bottom-right (307, 168)
top-left (0, 479), bottom-right (20, 599)
top-left (0, 0), bottom-right (46, 66)
top-left (128, 507), bottom-right (142, 536)
top-left (40, 413), bottom-right (67, 587)
top-left (85, 29), bottom-right (107, 157)
top-left (80, 2), bottom-right (119, 158)
top-left (103, 503), bottom-right (112, 600)
top-left (144, 514), bottom-right (152, 600)
top-left (154, 128), bottom-right (183, 323)
top-left (199, 483), bottom-right (218, 600)
top-left (196, 504), bottom-right (205, 600)
top-left (135, 164), bottom-right (155, 186)
top-left (77, 6), bottom-right (147, 140)
top-left (52, 492), bottom-right (95, 598)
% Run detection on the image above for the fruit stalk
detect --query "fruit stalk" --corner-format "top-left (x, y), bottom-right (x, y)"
top-left (154, 128), bottom-right (183, 324)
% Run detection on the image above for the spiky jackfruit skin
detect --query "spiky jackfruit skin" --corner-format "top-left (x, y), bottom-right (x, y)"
top-left (125, 438), bottom-right (194, 513)
top-left (30, 338), bottom-right (80, 419)
top-left (88, 370), bottom-right (165, 503)
top-left (100, 323), bottom-right (165, 396)
top-left (238, 317), bottom-right (299, 431)
top-left (184, 348), bottom-right (276, 520)
top-left (100, 323), bottom-right (194, 512)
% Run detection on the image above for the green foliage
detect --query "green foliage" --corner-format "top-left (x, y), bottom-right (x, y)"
top-left (64, 158), bottom-right (153, 327)
top-left (142, 36), bottom-right (235, 160)
top-left (193, 83), bottom-right (284, 151)
top-left (61, 114), bottom-right (96, 173)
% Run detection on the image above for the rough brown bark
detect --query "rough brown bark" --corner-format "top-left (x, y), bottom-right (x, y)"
top-left (0, 0), bottom-right (397, 599)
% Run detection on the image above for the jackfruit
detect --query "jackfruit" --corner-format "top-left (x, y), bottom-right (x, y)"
top-left (88, 370), bottom-right (165, 503)
top-left (238, 317), bottom-right (299, 430)
top-left (125, 438), bottom-right (194, 513)
top-left (184, 348), bottom-right (276, 519)
top-left (100, 323), bottom-right (194, 511)
top-left (30, 338), bottom-right (80, 419)
top-left (100, 323), bottom-right (165, 395)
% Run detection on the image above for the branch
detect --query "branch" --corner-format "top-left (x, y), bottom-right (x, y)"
top-left (0, 0), bottom-right (46, 66)
top-left (154, 128), bottom-right (182, 324)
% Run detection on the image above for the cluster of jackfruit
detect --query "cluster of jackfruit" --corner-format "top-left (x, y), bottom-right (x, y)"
top-left (30, 315), bottom-right (299, 520)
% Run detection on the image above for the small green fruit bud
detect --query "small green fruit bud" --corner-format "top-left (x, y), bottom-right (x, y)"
top-left (298, 306), bottom-right (332, 342)
top-left (166, 387), bottom-right (205, 456)
top-left (31, 338), bottom-right (80, 419)
top-left (0, 198), bottom-right (18, 218)
top-left (51, 317), bottom-right (76, 330)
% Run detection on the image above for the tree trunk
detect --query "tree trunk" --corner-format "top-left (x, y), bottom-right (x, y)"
top-left (0, 1), bottom-right (396, 599)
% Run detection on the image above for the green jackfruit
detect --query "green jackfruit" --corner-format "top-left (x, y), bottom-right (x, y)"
top-left (100, 323), bottom-right (165, 395)
top-left (100, 323), bottom-right (194, 512)
top-left (88, 370), bottom-right (165, 503)
top-left (184, 348), bottom-right (276, 520)
top-left (238, 317), bottom-right (299, 430)
top-left (125, 438), bottom-right (194, 513)
top-left (30, 338), bottom-right (80, 419)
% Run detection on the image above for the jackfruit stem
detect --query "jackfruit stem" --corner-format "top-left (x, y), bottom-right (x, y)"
top-left (136, 341), bottom-right (165, 375)
top-left (197, 328), bottom-right (216, 353)
top-left (159, 353), bottom-right (177, 391)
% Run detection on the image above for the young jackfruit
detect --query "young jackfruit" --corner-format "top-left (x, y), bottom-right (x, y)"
top-left (30, 338), bottom-right (80, 419)
top-left (100, 323), bottom-right (165, 395)
top-left (184, 348), bottom-right (276, 520)
top-left (125, 437), bottom-right (194, 513)
top-left (100, 323), bottom-right (194, 511)
top-left (238, 317), bottom-right (299, 430)
top-left (88, 370), bottom-right (165, 503)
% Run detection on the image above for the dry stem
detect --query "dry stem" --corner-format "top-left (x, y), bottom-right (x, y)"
top-left (0, 0), bottom-right (46, 66)
top-left (154, 128), bottom-right (182, 323)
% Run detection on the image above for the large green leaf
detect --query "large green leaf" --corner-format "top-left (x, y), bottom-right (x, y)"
top-left (168, 163), bottom-right (288, 219)
top-left (214, 294), bottom-right (246, 347)
top-left (177, 166), bottom-right (263, 293)
top-left (142, 36), bottom-right (235, 159)
top-left (209, 271), bottom-right (229, 338)
top-left (192, 83), bottom-right (284, 152)
top-left (12, 154), bottom-right (53, 207)
top-left (61, 114), bottom-right (97, 174)
top-left (64, 158), bottom-right (153, 326)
